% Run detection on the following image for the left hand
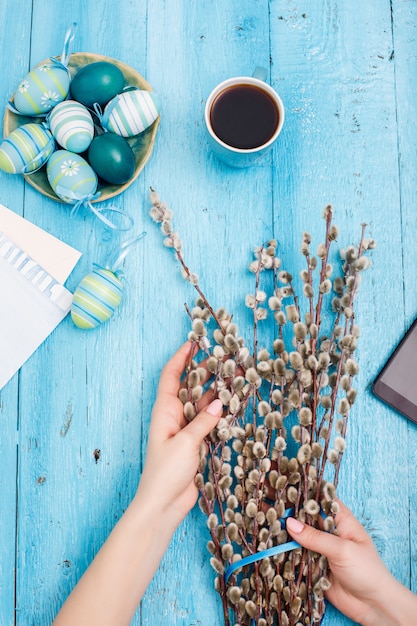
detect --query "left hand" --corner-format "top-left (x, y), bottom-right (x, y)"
top-left (135, 341), bottom-right (223, 525)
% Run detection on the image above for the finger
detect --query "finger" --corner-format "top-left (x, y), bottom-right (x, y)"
top-left (181, 399), bottom-right (222, 444)
top-left (195, 386), bottom-right (217, 413)
top-left (329, 499), bottom-right (371, 543)
top-left (189, 355), bottom-right (215, 386)
top-left (286, 517), bottom-right (346, 560)
top-left (158, 341), bottom-right (197, 397)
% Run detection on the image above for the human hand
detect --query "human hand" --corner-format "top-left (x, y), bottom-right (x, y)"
top-left (52, 342), bottom-right (222, 626)
top-left (286, 500), bottom-right (417, 626)
top-left (134, 341), bottom-right (222, 526)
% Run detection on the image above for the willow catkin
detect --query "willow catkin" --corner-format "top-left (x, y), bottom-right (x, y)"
top-left (150, 190), bottom-right (374, 626)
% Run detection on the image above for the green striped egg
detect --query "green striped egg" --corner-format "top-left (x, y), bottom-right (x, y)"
top-left (13, 62), bottom-right (70, 116)
top-left (71, 268), bottom-right (123, 329)
top-left (49, 100), bottom-right (94, 153)
top-left (0, 123), bottom-right (55, 174)
top-left (46, 150), bottom-right (97, 203)
top-left (101, 89), bottom-right (161, 137)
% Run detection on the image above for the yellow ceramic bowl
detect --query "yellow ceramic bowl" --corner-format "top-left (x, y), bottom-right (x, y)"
top-left (3, 52), bottom-right (160, 203)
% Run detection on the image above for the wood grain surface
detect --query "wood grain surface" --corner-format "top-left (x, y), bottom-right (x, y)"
top-left (0, 1), bottom-right (416, 624)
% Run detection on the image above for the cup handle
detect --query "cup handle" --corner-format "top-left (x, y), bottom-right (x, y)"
top-left (252, 66), bottom-right (268, 81)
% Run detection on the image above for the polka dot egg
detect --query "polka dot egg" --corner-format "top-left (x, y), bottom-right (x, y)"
top-left (48, 100), bottom-right (94, 153)
top-left (46, 150), bottom-right (97, 203)
top-left (13, 61), bottom-right (70, 116)
top-left (101, 88), bottom-right (161, 137)
top-left (71, 268), bottom-right (123, 329)
top-left (0, 123), bottom-right (55, 174)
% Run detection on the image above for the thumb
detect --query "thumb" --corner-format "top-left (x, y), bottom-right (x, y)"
top-left (286, 517), bottom-right (342, 561)
top-left (183, 398), bottom-right (222, 444)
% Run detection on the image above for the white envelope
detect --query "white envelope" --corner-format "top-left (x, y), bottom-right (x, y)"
top-left (0, 204), bottom-right (81, 282)
top-left (0, 206), bottom-right (81, 390)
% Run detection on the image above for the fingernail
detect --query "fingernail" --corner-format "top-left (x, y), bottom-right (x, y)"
top-left (206, 399), bottom-right (223, 416)
top-left (286, 517), bottom-right (305, 534)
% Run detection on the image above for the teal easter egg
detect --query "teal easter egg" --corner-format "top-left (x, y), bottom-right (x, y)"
top-left (0, 123), bottom-right (55, 174)
top-left (46, 150), bottom-right (97, 203)
top-left (71, 268), bottom-right (123, 329)
top-left (70, 61), bottom-right (125, 108)
top-left (101, 89), bottom-right (161, 137)
top-left (87, 134), bottom-right (135, 184)
top-left (49, 100), bottom-right (94, 153)
top-left (13, 61), bottom-right (70, 116)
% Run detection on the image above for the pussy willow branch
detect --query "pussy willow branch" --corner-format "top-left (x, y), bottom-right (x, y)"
top-left (150, 189), bottom-right (374, 626)
top-left (314, 208), bottom-right (334, 328)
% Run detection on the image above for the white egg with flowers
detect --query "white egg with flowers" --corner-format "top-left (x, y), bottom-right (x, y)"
top-left (13, 61), bottom-right (70, 116)
top-left (46, 150), bottom-right (98, 203)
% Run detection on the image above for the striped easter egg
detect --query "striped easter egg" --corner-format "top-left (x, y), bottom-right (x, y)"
top-left (101, 89), bottom-right (161, 137)
top-left (48, 100), bottom-right (94, 153)
top-left (46, 150), bottom-right (97, 203)
top-left (71, 268), bottom-right (123, 329)
top-left (13, 62), bottom-right (70, 116)
top-left (0, 123), bottom-right (55, 174)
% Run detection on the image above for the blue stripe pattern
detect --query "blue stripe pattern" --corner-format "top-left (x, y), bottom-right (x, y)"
top-left (71, 268), bottom-right (123, 329)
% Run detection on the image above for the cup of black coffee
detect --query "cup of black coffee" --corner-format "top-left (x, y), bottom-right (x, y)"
top-left (204, 67), bottom-right (284, 168)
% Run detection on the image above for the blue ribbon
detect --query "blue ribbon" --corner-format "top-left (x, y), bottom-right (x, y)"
top-left (224, 508), bottom-right (300, 584)
top-left (225, 539), bottom-right (301, 584)
top-left (60, 22), bottom-right (77, 68)
top-left (106, 232), bottom-right (147, 273)
top-left (56, 187), bottom-right (134, 231)
top-left (7, 101), bottom-right (45, 117)
top-left (92, 102), bottom-right (104, 124)
top-left (224, 507), bottom-right (329, 625)
top-left (21, 135), bottom-right (55, 174)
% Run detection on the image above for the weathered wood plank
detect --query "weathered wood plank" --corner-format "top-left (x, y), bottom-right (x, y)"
top-left (391, 0), bottom-right (417, 594)
top-left (11, 2), bottom-right (149, 623)
top-left (269, 1), bottom-right (412, 624)
top-left (141, 0), bottom-right (274, 623)
top-left (0, 2), bottom-right (33, 624)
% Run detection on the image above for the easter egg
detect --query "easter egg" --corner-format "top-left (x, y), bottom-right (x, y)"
top-left (70, 61), bottom-right (125, 108)
top-left (13, 61), bottom-right (70, 116)
top-left (0, 123), bottom-right (55, 174)
top-left (71, 268), bottom-right (123, 329)
top-left (87, 134), bottom-right (135, 184)
top-left (48, 100), bottom-right (94, 153)
top-left (101, 89), bottom-right (161, 137)
top-left (46, 150), bottom-right (97, 203)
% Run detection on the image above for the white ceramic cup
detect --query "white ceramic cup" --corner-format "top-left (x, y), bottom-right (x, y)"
top-left (204, 67), bottom-right (284, 168)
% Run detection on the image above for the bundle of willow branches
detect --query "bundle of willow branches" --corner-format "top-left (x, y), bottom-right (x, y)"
top-left (149, 190), bottom-right (374, 626)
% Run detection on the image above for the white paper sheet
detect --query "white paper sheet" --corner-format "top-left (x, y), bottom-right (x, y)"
top-left (0, 204), bottom-right (81, 283)
top-left (0, 206), bottom-right (81, 390)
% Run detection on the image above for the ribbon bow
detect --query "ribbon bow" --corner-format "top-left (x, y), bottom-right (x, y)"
top-left (56, 186), bottom-right (134, 231)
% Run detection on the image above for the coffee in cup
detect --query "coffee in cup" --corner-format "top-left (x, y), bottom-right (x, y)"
top-left (204, 68), bottom-right (284, 168)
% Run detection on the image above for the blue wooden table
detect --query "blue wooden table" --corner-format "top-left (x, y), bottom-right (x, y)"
top-left (1, 1), bottom-right (417, 624)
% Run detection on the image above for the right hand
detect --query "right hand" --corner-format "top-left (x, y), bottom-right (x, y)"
top-left (286, 500), bottom-right (415, 625)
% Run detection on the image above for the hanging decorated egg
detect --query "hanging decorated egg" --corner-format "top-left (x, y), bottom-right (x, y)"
top-left (87, 133), bottom-right (135, 184)
top-left (71, 267), bottom-right (123, 329)
top-left (0, 123), bottom-right (55, 174)
top-left (13, 61), bottom-right (70, 116)
top-left (70, 61), bottom-right (125, 108)
top-left (46, 150), bottom-right (97, 202)
top-left (48, 100), bottom-right (94, 153)
top-left (101, 89), bottom-right (161, 137)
